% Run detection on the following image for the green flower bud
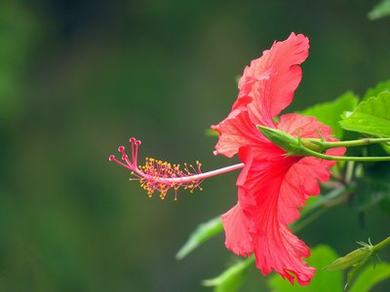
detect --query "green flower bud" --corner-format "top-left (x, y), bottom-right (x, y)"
top-left (257, 125), bottom-right (322, 155)
top-left (325, 247), bottom-right (372, 271)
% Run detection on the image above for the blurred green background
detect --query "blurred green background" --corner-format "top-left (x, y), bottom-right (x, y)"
top-left (0, 0), bottom-right (389, 291)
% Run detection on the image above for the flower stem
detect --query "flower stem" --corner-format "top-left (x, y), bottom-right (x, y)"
top-left (308, 137), bottom-right (390, 150)
top-left (258, 125), bottom-right (390, 161)
top-left (301, 146), bottom-right (390, 162)
top-left (373, 236), bottom-right (390, 253)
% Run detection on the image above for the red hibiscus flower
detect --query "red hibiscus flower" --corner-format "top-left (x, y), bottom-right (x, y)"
top-left (109, 32), bottom-right (346, 286)
top-left (212, 33), bottom-right (345, 285)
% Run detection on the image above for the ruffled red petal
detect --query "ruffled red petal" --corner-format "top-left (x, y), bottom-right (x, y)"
top-left (215, 33), bottom-right (345, 286)
top-left (222, 202), bottom-right (254, 256)
top-left (211, 109), bottom-right (265, 157)
top-left (222, 115), bottom-right (345, 285)
top-left (235, 33), bottom-right (309, 126)
top-left (212, 33), bottom-right (309, 157)
top-left (237, 149), bottom-right (315, 285)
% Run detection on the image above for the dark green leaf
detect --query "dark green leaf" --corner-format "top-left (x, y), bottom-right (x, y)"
top-left (176, 216), bottom-right (223, 260)
top-left (368, 0), bottom-right (390, 20)
top-left (268, 245), bottom-right (343, 292)
top-left (360, 80), bottom-right (390, 154)
top-left (203, 258), bottom-right (253, 292)
top-left (340, 91), bottom-right (390, 137)
top-left (302, 91), bottom-right (358, 138)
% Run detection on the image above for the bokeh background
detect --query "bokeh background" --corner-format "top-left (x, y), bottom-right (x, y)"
top-left (0, 0), bottom-right (389, 291)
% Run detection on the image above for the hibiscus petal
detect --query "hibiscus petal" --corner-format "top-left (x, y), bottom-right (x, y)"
top-left (211, 109), bottom-right (265, 157)
top-left (223, 114), bottom-right (345, 285)
top-left (212, 34), bottom-right (309, 157)
top-left (215, 34), bottom-right (346, 286)
top-left (234, 148), bottom-right (316, 285)
top-left (235, 33), bottom-right (309, 126)
top-left (277, 113), bottom-right (333, 139)
top-left (278, 157), bottom-right (331, 225)
top-left (222, 202), bottom-right (254, 256)
top-left (276, 113), bottom-right (346, 225)
top-left (221, 145), bottom-right (285, 258)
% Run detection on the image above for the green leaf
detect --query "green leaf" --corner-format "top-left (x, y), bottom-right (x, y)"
top-left (368, 0), bottom-right (390, 20)
top-left (350, 262), bottom-right (390, 292)
top-left (302, 91), bottom-right (358, 138)
top-left (363, 79), bottom-right (390, 100)
top-left (176, 216), bottom-right (223, 260)
top-left (340, 91), bottom-right (390, 138)
top-left (268, 245), bottom-right (343, 292)
top-left (360, 80), bottom-right (390, 151)
top-left (203, 258), bottom-right (254, 292)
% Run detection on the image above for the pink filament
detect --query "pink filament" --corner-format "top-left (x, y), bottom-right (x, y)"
top-left (109, 137), bottom-right (244, 198)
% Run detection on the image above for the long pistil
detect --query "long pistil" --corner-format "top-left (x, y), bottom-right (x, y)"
top-left (109, 137), bottom-right (244, 199)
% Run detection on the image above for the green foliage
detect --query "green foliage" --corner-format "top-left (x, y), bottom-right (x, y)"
top-left (203, 258), bottom-right (253, 292)
top-left (349, 263), bottom-right (390, 292)
top-left (352, 80), bottom-right (390, 154)
top-left (340, 91), bottom-right (390, 138)
top-left (268, 245), bottom-right (343, 292)
top-left (302, 91), bottom-right (358, 138)
top-left (363, 79), bottom-right (390, 100)
top-left (176, 216), bottom-right (223, 260)
top-left (368, 0), bottom-right (390, 20)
